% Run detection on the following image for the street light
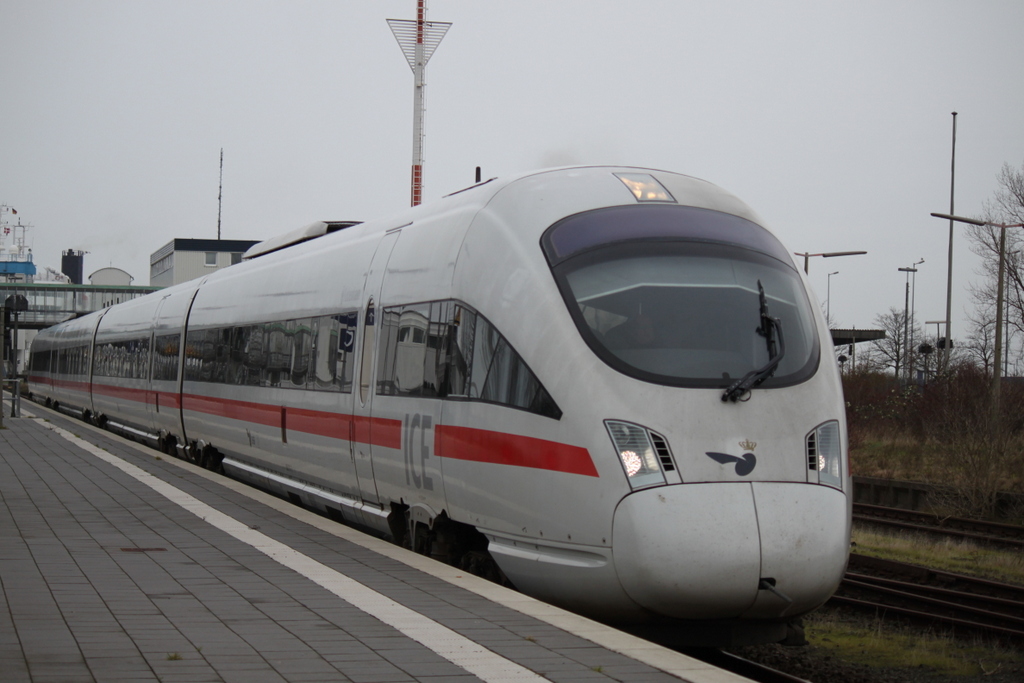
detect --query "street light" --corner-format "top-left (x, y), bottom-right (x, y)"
top-left (826, 271), bottom-right (839, 324)
top-left (926, 319), bottom-right (945, 344)
top-left (930, 212), bottom-right (1024, 404)
top-left (925, 319), bottom-right (946, 380)
top-left (898, 259), bottom-right (924, 384)
top-left (1006, 251), bottom-right (1018, 378)
top-left (793, 250), bottom-right (868, 274)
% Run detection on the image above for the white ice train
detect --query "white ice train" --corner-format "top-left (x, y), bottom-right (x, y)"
top-left (28, 166), bottom-right (850, 645)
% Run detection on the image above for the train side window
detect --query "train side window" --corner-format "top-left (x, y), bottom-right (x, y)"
top-left (444, 305), bottom-right (474, 397)
top-left (429, 300), bottom-right (452, 395)
top-left (468, 316), bottom-right (501, 400)
top-left (359, 299), bottom-right (375, 404)
top-left (376, 307), bottom-right (400, 395)
top-left (222, 326), bottom-right (246, 385)
top-left (94, 339), bottom-right (148, 379)
top-left (372, 300), bottom-right (560, 418)
top-left (461, 306), bottom-right (560, 418)
top-left (312, 315), bottom-right (338, 391)
top-left (290, 318), bottom-right (314, 388)
top-left (245, 324), bottom-right (268, 385)
top-left (265, 322), bottom-right (291, 387)
top-left (378, 303), bottom-right (437, 397)
top-left (153, 334), bottom-right (180, 381)
top-left (135, 338), bottom-right (151, 379)
top-left (184, 329), bottom-right (211, 382)
top-left (334, 311), bottom-right (357, 393)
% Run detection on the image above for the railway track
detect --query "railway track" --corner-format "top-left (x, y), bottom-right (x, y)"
top-left (830, 554), bottom-right (1024, 643)
top-left (679, 648), bottom-right (813, 683)
top-left (852, 502), bottom-right (1024, 550)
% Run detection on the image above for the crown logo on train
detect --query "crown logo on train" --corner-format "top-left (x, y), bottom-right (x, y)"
top-left (739, 439), bottom-right (757, 452)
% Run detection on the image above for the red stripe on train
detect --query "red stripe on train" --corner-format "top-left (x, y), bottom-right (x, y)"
top-left (180, 394), bottom-right (402, 449)
top-left (41, 380), bottom-right (591, 476)
top-left (434, 424), bottom-right (599, 477)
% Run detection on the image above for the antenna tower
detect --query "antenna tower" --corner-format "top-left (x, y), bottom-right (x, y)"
top-left (388, 1), bottom-right (451, 206)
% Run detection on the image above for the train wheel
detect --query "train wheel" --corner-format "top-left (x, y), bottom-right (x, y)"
top-left (412, 523), bottom-right (433, 556)
top-left (200, 445), bottom-right (225, 474)
top-left (386, 504), bottom-right (411, 549)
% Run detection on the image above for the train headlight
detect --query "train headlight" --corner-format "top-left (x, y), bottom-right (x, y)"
top-left (807, 420), bottom-right (842, 490)
top-left (614, 173), bottom-right (676, 203)
top-left (605, 420), bottom-right (665, 489)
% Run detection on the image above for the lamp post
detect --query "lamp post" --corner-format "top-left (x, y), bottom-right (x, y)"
top-left (794, 250), bottom-right (867, 274)
top-left (926, 320), bottom-right (945, 344)
top-left (1005, 251), bottom-right (1018, 378)
top-left (930, 212), bottom-right (1024, 406)
top-left (901, 259), bottom-right (925, 385)
top-left (827, 271), bottom-right (839, 324)
top-left (898, 265), bottom-right (918, 384)
top-left (943, 112), bottom-right (958, 373)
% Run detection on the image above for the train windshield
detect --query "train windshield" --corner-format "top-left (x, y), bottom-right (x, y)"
top-left (542, 205), bottom-right (819, 389)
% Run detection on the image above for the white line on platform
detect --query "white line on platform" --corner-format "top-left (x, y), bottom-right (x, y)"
top-left (44, 421), bottom-right (549, 683)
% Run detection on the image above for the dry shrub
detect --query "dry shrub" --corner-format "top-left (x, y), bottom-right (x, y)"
top-left (842, 369), bottom-right (907, 447)
top-left (914, 365), bottom-right (1024, 517)
top-left (843, 365), bottom-right (1024, 519)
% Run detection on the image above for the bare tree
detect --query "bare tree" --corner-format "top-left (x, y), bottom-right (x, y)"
top-left (990, 161), bottom-right (1024, 224)
top-left (964, 160), bottom-right (1024, 376)
top-left (866, 307), bottom-right (920, 377)
top-left (963, 307), bottom-right (996, 374)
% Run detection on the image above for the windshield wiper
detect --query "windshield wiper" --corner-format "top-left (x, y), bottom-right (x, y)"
top-left (722, 280), bottom-right (786, 402)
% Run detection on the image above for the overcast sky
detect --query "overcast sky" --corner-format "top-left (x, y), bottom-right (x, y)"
top-left (3, 0), bottom-right (1024, 343)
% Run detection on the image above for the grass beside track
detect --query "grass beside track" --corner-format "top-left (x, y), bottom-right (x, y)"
top-left (804, 606), bottom-right (1024, 678)
top-left (794, 523), bottom-right (1024, 679)
top-left (851, 525), bottom-right (1024, 586)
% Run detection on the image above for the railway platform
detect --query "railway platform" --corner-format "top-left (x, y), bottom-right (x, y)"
top-left (0, 407), bottom-right (747, 683)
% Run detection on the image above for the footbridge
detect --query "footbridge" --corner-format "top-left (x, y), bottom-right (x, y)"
top-left (1, 282), bottom-right (162, 330)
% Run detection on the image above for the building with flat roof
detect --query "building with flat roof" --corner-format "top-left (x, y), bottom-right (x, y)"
top-left (150, 238), bottom-right (258, 287)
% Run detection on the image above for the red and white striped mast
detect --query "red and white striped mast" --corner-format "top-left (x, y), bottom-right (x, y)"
top-left (388, 1), bottom-right (450, 206)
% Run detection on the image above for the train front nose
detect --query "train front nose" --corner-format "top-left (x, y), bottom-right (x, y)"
top-left (611, 482), bottom-right (848, 620)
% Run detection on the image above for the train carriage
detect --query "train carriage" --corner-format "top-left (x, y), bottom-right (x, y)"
top-left (29, 166), bottom-right (851, 645)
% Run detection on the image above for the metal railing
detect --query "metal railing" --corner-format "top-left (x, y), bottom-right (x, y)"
top-left (0, 378), bottom-right (20, 424)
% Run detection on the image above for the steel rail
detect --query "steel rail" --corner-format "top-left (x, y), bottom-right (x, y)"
top-left (688, 649), bottom-right (814, 683)
top-left (853, 502), bottom-right (1024, 550)
top-left (829, 554), bottom-right (1024, 643)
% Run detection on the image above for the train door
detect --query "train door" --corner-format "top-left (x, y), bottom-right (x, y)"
top-left (144, 293), bottom-right (172, 434)
top-left (370, 300), bottom-right (449, 521)
top-left (352, 229), bottom-right (401, 506)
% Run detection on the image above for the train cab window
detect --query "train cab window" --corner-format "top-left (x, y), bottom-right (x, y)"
top-left (542, 204), bottom-right (820, 389)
